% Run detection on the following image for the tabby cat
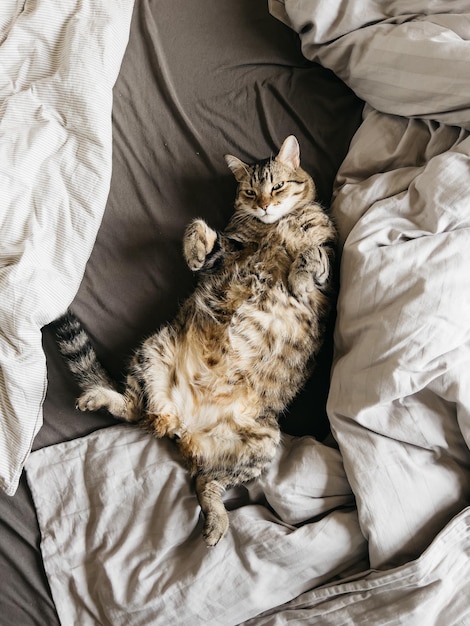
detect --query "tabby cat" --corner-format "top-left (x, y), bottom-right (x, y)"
top-left (56, 136), bottom-right (336, 546)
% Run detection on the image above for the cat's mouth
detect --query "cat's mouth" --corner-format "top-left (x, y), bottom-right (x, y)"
top-left (257, 206), bottom-right (281, 224)
top-left (259, 212), bottom-right (279, 224)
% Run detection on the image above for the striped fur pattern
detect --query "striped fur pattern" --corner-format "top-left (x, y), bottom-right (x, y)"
top-left (55, 136), bottom-right (337, 546)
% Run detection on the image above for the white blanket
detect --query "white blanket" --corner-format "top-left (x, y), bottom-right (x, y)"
top-left (26, 426), bottom-right (367, 625)
top-left (25, 426), bottom-right (470, 624)
top-left (270, 0), bottom-right (470, 568)
top-left (0, 0), bottom-right (134, 494)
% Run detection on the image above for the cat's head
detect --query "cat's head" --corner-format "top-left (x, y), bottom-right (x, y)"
top-left (224, 136), bottom-right (316, 224)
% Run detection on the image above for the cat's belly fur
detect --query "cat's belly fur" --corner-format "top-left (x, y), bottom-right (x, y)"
top-left (142, 279), bottom-right (316, 464)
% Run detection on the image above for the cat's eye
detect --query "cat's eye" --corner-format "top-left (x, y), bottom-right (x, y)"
top-left (244, 189), bottom-right (256, 197)
top-left (272, 182), bottom-right (285, 192)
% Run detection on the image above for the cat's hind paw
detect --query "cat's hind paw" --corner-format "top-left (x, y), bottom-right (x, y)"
top-left (202, 510), bottom-right (229, 547)
top-left (76, 387), bottom-right (127, 417)
top-left (183, 219), bottom-right (217, 271)
top-left (76, 388), bottom-right (109, 412)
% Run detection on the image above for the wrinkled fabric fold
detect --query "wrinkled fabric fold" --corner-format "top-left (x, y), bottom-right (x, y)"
top-left (26, 426), bottom-right (367, 626)
top-left (273, 0), bottom-right (470, 129)
top-left (0, 0), bottom-right (135, 494)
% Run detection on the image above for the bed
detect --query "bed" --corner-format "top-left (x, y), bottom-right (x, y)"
top-left (1, 0), bottom-right (470, 624)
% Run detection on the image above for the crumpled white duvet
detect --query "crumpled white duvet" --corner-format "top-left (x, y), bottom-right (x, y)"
top-left (26, 425), bottom-right (470, 625)
top-left (26, 426), bottom-right (367, 626)
top-left (0, 0), bottom-right (134, 495)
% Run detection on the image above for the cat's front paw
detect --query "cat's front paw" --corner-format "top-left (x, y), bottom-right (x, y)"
top-left (288, 271), bottom-right (315, 300)
top-left (311, 245), bottom-right (331, 286)
top-left (183, 219), bottom-right (218, 271)
top-left (288, 247), bottom-right (331, 297)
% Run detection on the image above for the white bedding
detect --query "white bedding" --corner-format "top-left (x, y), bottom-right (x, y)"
top-left (25, 428), bottom-right (470, 625)
top-left (0, 0), bottom-right (134, 495)
top-left (26, 426), bottom-right (367, 625)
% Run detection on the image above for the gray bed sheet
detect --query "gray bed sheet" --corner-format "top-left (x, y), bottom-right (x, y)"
top-left (0, 1), bottom-right (362, 623)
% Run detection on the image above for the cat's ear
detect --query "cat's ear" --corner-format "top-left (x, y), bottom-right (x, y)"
top-left (276, 135), bottom-right (300, 169)
top-left (224, 154), bottom-right (249, 182)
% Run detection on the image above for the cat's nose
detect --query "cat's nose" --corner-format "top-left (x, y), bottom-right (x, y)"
top-left (258, 198), bottom-right (270, 210)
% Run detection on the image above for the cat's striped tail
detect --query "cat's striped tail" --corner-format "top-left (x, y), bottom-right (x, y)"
top-left (54, 311), bottom-right (117, 393)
